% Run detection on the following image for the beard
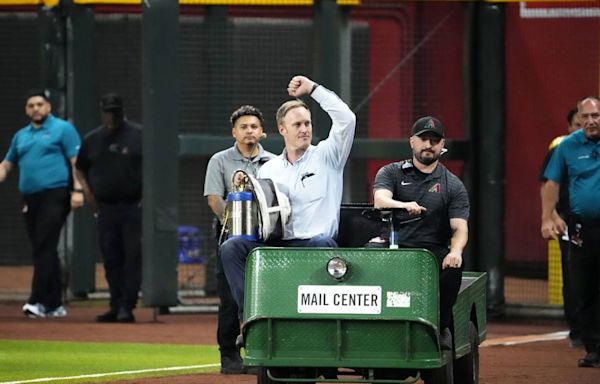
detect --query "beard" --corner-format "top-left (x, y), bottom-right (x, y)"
top-left (31, 114), bottom-right (48, 125)
top-left (415, 150), bottom-right (439, 166)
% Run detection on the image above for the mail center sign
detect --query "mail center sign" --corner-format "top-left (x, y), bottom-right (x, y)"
top-left (297, 285), bottom-right (382, 314)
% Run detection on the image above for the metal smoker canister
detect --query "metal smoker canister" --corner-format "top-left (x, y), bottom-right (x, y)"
top-left (226, 191), bottom-right (258, 240)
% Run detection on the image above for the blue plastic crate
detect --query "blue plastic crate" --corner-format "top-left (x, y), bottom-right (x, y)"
top-left (178, 225), bottom-right (203, 264)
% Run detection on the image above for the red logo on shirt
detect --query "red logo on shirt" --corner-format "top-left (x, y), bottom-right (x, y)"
top-left (428, 183), bottom-right (441, 193)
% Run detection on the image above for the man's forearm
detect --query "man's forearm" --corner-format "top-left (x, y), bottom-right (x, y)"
top-left (75, 170), bottom-right (91, 195)
top-left (70, 157), bottom-right (83, 190)
top-left (540, 180), bottom-right (567, 238)
top-left (450, 228), bottom-right (468, 255)
top-left (374, 195), bottom-right (401, 209)
top-left (449, 219), bottom-right (468, 255)
top-left (207, 195), bottom-right (226, 221)
top-left (75, 170), bottom-right (98, 210)
top-left (374, 189), bottom-right (400, 209)
top-left (540, 180), bottom-right (560, 219)
top-left (0, 160), bottom-right (13, 183)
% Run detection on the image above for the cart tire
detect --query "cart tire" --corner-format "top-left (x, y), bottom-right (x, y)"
top-left (257, 368), bottom-right (273, 384)
top-left (423, 350), bottom-right (454, 384)
top-left (256, 367), bottom-right (316, 384)
top-left (453, 321), bottom-right (479, 384)
top-left (289, 367), bottom-right (317, 384)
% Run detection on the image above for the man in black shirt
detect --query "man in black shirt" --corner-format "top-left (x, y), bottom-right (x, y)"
top-left (368, 116), bottom-right (469, 349)
top-left (76, 93), bottom-right (142, 323)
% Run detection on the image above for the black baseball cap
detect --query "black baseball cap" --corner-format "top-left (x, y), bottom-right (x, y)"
top-left (411, 116), bottom-right (445, 138)
top-left (100, 93), bottom-right (124, 111)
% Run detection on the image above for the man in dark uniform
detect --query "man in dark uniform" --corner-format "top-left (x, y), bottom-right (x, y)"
top-left (542, 96), bottom-right (600, 368)
top-left (368, 116), bottom-right (469, 349)
top-left (76, 93), bottom-right (142, 323)
top-left (539, 107), bottom-right (581, 347)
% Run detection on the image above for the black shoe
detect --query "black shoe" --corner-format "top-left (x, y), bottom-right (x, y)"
top-left (220, 353), bottom-right (246, 374)
top-left (96, 310), bottom-right (118, 323)
top-left (577, 351), bottom-right (600, 368)
top-left (440, 328), bottom-right (452, 350)
top-left (116, 308), bottom-right (135, 323)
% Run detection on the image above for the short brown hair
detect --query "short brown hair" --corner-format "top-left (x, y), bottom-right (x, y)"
top-left (276, 99), bottom-right (309, 125)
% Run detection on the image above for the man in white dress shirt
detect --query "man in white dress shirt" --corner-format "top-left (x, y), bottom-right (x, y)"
top-left (220, 75), bottom-right (356, 321)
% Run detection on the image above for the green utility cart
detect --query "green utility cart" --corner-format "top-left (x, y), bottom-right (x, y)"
top-left (242, 248), bottom-right (486, 384)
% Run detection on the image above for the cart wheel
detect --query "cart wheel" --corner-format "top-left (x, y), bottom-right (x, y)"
top-left (288, 367), bottom-right (317, 384)
top-left (257, 367), bottom-right (316, 384)
top-left (453, 321), bottom-right (479, 384)
top-left (423, 350), bottom-right (454, 384)
top-left (373, 368), bottom-right (418, 381)
top-left (257, 367), bottom-right (273, 384)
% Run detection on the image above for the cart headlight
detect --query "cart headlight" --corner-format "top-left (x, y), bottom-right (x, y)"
top-left (326, 257), bottom-right (348, 280)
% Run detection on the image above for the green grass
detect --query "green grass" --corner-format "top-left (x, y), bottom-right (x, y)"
top-left (0, 339), bottom-right (220, 383)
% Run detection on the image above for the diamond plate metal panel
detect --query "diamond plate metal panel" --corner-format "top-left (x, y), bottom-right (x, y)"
top-left (245, 248), bottom-right (439, 322)
top-left (244, 248), bottom-right (442, 368)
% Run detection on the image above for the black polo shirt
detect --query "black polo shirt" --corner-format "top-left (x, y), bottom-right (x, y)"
top-left (373, 160), bottom-right (469, 249)
top-left (76, 121), bottom-right (142, 204)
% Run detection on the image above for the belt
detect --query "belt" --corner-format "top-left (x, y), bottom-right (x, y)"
top-left (23, 186), bottom-right (69, 198)
top-left (570, 214), bottom-right (600, 228)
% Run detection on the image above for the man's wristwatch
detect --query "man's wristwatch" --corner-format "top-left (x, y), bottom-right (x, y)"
top-left (310, 83), bottom-right (320, 95)
top-left (72, 188), bottom-right (84, 194)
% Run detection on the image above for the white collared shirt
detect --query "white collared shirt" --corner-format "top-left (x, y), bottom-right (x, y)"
top-left (258, 85), bottom-right (355, 239)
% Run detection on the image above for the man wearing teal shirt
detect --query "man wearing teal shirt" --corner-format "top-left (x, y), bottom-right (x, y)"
top-left (0, 90), bottom-right (83, 319)
top-left (542, 96), bottom-right (600, 368)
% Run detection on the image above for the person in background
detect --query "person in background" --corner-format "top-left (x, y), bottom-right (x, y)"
top-left (220, 75), bottom-right (356, 325)
top-left (0, 89), bottom-right (83, 318)
top-left (204, 105), bottom-right (275, 374)
top-left (539, 107), bottom-right (581, 348)
top-left (76, 93), bottom-right (142, 323)
top-left (367, 116), bottom-right (469, 350)
top-left (541, 96), bottom-right (600, 368)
